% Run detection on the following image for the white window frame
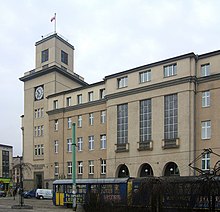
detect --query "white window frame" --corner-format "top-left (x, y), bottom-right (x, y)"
top-left (89, 113), bottom-right (94, 125)
top-left (54, 119), bottom-right (58, 131)
top-left (37, 126), bottom-right (41, 136)
top-left (101, 159), bottom-right (106, 175)
top-left (54, 162), bottom-right (59, 176)
top-left (139, 70), bottom-right (151, 83)
top-left (164, 64), bottom-right (177, 77)
top-left (67, 162), bottom-right (72, 175)
top-left (66, 97), bottom-right (71, 107)
top-left (118, 76), bottom-right (128, 88)
top-left (202, 152), bottom-right (210, 170)
top-left (201, 64), bottom-right (210, 77)
top-left (88, 91), bottom-right (93, 102)
top-left (78, 115), bottom-right (82, 127)
top-left (101, 110), bottom-right (106, 124)
top-left (89, 160), bottom-right (94, 174)
top-left (78, 161), bottom-right (83, 175)
top-left (54, 140), bottom-right (59, 153)
top-left (77, 94), bottom-right (82, 104)
top-left (202, 91), bottom-right (210, 107)
top-left (201, 121), bottom-right (211, 139)
top-left (100, 89), bottom-right (105, 99)
top-left (77, 137), bottom-right (83, 152)
top-left (67, 117), bottom-right (72, 129)
top-left (100, 135), bottom-right (106, 149)
top-left (53, 100), bottom-right (58, 109)
top-left (88, 136), bottom-right (94, 150)
top-left (67, 138), bottom-right (72, 152)
top-left (41, 125), bottom-right (44, 136)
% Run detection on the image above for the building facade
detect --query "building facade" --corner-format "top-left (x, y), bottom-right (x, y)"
top-left (20, 33), bottom-right (220, 190)
top-left (0, 144), bottom-right (13, 190)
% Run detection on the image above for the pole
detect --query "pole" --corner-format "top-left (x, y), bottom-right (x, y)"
top-left (54, 13), bottom-right (56, 33)
top-left (19, 156), bottom-right (24, 206)
top-left (72, 123), bottom-right (77, 210)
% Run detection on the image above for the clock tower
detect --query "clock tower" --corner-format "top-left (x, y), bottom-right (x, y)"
top-left (20, 33), bottom-right (87, 189)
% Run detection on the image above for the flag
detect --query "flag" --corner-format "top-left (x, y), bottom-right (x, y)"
top-left (51, 15), bottom-right (56, 22)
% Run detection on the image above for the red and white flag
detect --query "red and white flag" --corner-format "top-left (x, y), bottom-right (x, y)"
top-left (51, 14), bottom-right (56, 22)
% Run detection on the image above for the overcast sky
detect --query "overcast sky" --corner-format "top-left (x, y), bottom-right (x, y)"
top-left (1, 0), bottom-right (220, 156)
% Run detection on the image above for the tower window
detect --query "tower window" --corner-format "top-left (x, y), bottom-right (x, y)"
top-left (41, 49), bottom-right (49, 63)
top-left (61, 50), bottom-right (68, 65)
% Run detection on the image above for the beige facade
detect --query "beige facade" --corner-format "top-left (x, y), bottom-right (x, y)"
top-left (20, 33), bottom-right (220, 190)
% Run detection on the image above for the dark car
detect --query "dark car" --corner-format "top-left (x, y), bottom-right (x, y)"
top-left (0, 190), bottom-right (6, 197)
top-left (22, 189), bottom-right (36, 198)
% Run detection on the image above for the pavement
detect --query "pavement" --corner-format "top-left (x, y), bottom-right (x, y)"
top-left (0, 195), bottom-right (84, 212)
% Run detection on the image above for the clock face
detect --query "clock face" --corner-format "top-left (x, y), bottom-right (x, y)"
top-left (35, 86), bottom-right (44, 100)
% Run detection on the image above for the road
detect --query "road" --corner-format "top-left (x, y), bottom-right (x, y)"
top-left (0, 195), bottom-right (74, 212)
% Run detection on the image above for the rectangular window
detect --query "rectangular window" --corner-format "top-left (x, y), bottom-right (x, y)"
top-left (164, 64), bottom-right (177, 77)
top-left (41, 108), bottom-right (44, 117)
top-left (201, 64), bottom-right (210, 77)
top-left (77, 137), bottom-right (83, 151)
top-left (78, 161), bottom-right (83, 175)
top-left (101, 110), bottom-right (106, 124)
top-left (78, 115), bottom-right (82, 127)
top-left (54, 140), bottom-right (59, 153)
top-left (67, 117), bottom-right (72, 129)
top-left (118, 76), bottom-right (128, 88)
top-left (41, 144), bottom-right (44, 155)
top-left (88, 136), bottom-right (94, 150)
top-left (100, 89), bottom-right (105, 99)
top-left (201, 121), bottom-right (211, 139)
top-left (37, 126), bottom-right (41, 136)
top-left (140, 99), bottom-right (152, 142)
top-left (34, 145), bottom-right (37, 156)
top-left (2, 150), bottom-right (9, 178)
top-left (34, 127), bottom-right (37, 137)
top-left (101, 159), bottom-right (106, 175)
top-left (37, 144), bottom-right (41, 155)
top-left (53, 100), bottom-right (58, 109)
top-left (66, 97), bottom-right (71, 107)
top-left (100, 134), bottom-right (106, 149)
top-left (61, 50), bottom-right (68, 65)
top-left (77, 94), bottom-right (82, 104)
top-left (67, 138), bottom-right (72, 152)
top-left (41, 125), bottom-right (44, 136)
top-left (34, 109), bottom-right (38, 119)
top-left (164, 94), bottom-right (178, 139)
top-left (41, 49), bottom-right (49, 63)
top-left (117, 104), bottom-right (128, 144)
top-left (139, 70), bottom-right (151, 83)
top-left (89, 160), bottom-right (94, 174)
top-left (89, 113), bottom-right (94, 125)
top-left (88, 92), bottom-right (93, 102)
top-left (54, 162), bottom-right (59, 176)
top-left (202, 152), bottom-right (210, 170)
top-left (67, 162), bottom-right (72, 175)
top-left (54, 119), bottom-right (58, 131)
top-left (202, 91), bottom-right (210, 107)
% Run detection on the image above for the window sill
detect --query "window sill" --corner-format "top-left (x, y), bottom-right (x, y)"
top-left (162, 138), bottom-right (179, 149)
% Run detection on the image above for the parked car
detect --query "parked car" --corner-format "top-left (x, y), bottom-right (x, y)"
top-left (22, 189), bottom-right (36, 198)
top-left (36, 189), bottom-right (53, 199)
top-left (0, 190), bottom-right (6, 197)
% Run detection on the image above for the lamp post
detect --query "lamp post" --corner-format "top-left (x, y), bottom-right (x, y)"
top-left (17, 156), bottom-right (24, 206)
top-left (72, 123), bottom-right (77, 211)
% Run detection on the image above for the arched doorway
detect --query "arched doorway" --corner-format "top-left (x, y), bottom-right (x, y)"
top-left (117, 164), bottom-right (130, 178)
top-left (164, 162), bottom-right (180, 176)
top-left (139, 163), bottom-right (154, 177)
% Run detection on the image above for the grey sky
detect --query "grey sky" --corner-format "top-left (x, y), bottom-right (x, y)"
top-left (1, 0), bottom-right (220, 156)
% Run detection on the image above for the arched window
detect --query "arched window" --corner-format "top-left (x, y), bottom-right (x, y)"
top-left (118, 164), bottom-right (130, 178)
top-left (164, 162), bottom-right (180, 176)
top-left (139, 163), bottom-right (153, 177)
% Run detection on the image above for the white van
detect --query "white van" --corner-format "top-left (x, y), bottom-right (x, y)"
top-left (36, 189), bottom-right (53, 199)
